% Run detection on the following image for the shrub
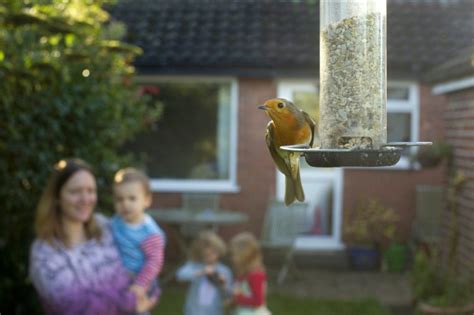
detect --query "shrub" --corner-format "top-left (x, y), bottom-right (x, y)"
top-left (343, 199), bottom-right (399, 247)
top-left (0, 1), bottom-right (159, 313)
top-left (413, 142), bottom-right (452, 168)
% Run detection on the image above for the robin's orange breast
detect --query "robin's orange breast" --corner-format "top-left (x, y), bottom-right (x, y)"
top-left (273, 122), bottom-right (312, 147)
top-left (295, 124), bottom-right (312, 144)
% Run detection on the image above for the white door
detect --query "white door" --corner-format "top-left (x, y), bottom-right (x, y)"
top-left (277, 81), bottom-right (344, 250)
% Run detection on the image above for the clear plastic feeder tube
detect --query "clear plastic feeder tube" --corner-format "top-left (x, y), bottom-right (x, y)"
top-left (320, 0), bottom-right (387, 150)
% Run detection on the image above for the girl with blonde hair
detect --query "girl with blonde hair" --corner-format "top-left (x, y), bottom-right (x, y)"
top-left (229, 232), bottom-right (271, 315)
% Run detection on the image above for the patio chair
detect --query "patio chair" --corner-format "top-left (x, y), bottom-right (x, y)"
top-left (261, 200), bottom-right (309, 284)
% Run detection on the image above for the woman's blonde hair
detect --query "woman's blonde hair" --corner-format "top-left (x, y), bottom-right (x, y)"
top-left (230, 232), bottom-right (264, 276)
top-left (190, 230), bottom-right (227, 262)
top-left (35, 158), bottom-right (102, 246)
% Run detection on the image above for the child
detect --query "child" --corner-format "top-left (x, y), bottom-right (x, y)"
top-left (176, 230), bottom-right (233, 315)
top-left (229, 232), bottom-right (271, 315)
top-left (111, 167), bottom-right (166, 314)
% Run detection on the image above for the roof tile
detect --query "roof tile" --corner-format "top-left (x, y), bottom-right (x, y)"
top-left (110, 0), bottom-right (474, 77)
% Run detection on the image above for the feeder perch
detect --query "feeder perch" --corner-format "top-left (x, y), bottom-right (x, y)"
top-left (282, 0), bottom-right (431, 167)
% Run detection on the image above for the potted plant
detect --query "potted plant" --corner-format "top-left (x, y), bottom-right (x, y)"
top-left (413, 142), bottom-right (452, 168)
top-left (412, 171), bottom-right (474, 314)
top-left (344, 199), bottom-right (399, 271)
top-left (383, 241), bottom-right (409, 273)
top-left (413, 249), bottom-right (474, 315)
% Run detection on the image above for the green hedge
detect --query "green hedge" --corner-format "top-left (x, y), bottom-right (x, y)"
top-left (0, 0), bottom-right (158, 313)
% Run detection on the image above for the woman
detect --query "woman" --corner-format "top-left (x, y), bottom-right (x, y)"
top-left (29, 158), bottom-right (157, 315)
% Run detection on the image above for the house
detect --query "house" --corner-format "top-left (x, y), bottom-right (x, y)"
top-left (428, 47), bottom-right (474, 271)
top-left (110, 0), bottom-right (474, 252)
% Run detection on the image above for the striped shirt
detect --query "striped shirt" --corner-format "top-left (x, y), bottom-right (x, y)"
top-left (111, 214), bottom-right (166, 289)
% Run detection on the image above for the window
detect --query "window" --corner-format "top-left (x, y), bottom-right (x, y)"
top-left (278, 80), bottom-right (419, 169)
top-left (127, 77), bottom-right (239, 192)
top-left (387, 82), bottom-right (419, 168)
top-left (387, 86), bottom-right (410, 100)
top-left (278, 82), bottom-right (320, 169)
top-left (388, 113), bottom-right (411, 143)
top-left (277, 81), bottom-right (345, 250)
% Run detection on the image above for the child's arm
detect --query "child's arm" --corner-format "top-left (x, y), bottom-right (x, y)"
top-left (220, 265), bottom-right (233, 296)
top-left (176, 262), bottom-right (213, 281)
top-left (233, 271), bottom-right (266, 307)
top-left (176, 262), bottom-right (200, 281)
top-left (133, 234), bottom-right (165, 289)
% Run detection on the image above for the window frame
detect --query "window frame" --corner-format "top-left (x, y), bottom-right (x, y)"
top-left (279, 80), bottom-right (420, 170)
top-left (277, 80), bottom-right (345, 250)
top-left (134, 75), bottom-right (240, 193)
top-left (386, 81), bottom-right (420, 169)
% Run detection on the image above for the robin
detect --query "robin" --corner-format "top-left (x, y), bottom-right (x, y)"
top-left (258, 98), bottom-right (316, 206)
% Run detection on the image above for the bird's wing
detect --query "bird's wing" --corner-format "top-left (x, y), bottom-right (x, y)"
top-left (301, 110), bottom-right (317, 148)
top-left (265, 121), bottom-right (292, 177)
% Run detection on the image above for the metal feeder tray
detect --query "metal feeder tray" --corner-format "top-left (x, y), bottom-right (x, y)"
top-left (280, 142), bottom-right (432, 167)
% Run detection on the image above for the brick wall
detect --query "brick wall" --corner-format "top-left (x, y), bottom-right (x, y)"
top-left (443, 88), bottom-right (474, 270)
top-left (219, 78), bottom-right (277, 238)
top-left (151, 81), bottom-right (451, 251)
top-left (343, 169), bottom-right (445, 241)
top-left (343, 85), bottom-right (447, 242)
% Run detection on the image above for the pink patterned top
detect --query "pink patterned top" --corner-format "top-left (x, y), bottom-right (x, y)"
top-left (29, 214), bottom-right (139, 315)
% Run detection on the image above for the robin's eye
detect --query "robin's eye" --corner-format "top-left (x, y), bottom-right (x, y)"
top-left (277, 102), bottom-right (284, 109)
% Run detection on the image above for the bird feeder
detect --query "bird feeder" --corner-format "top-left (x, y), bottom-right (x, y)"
top-left (282, 0), bottom-right (430, 167)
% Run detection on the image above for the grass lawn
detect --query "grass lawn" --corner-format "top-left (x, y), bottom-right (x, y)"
top-left (153, 289), bottom-right (393, 315)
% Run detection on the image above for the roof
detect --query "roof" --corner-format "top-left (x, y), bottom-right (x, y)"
top-left (425, 46), bottom-right (474, 83)
top-left (110, 0), bottom-right (474, 79)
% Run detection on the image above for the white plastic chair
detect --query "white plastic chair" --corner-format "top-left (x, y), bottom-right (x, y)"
top-left (261, 200), bottom-right (309, 284)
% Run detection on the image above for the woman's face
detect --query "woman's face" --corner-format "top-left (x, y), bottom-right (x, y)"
top-left (59, 170), bottom-right (97, 223)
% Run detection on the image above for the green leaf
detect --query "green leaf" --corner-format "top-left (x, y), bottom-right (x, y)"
top-left (0, 0), bottom-right (158, 312)
top-left (48, 34), bottom-right (61, 46)
top-left (65, 33), bottom-right (75, 46)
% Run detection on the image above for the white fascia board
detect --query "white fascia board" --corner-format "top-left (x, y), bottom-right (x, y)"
top-left (432, 76), bottom-right (474, 95)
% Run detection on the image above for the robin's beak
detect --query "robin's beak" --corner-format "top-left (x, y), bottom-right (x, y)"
top-left (257, 105), bottom-right (268, 110)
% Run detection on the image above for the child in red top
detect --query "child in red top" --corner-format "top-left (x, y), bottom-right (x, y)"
top-left (229, 232), bottom-right (271, 315)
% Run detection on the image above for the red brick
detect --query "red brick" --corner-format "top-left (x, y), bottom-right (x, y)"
top-left (344, 84), bottom-right (448, 242)
top-left (442, 86), bottom-right (474, 269)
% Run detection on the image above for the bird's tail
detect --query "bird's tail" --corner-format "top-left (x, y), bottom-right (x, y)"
top-left (284, 167), bottom-right (305, 206)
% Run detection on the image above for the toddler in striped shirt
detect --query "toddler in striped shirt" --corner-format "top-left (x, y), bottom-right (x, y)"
top-left (111, 167), bottom-right (166, 315)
